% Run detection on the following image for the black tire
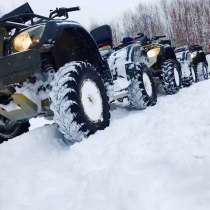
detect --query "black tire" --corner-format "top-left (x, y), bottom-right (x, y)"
top-left (161, 59), bottom-right (182, 95)
top-left (191, 66), bottom-right (198, 83)
top-left (0, 121), bottom-right (30, 144)
top-left (195, 62), bottom-right (209, 81)
top-left (128, 64), bottom-right (157, 109)
top-left (50, 62), bottom-right (110, 144)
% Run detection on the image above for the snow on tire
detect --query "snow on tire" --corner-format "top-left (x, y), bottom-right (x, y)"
top-left (161, 59), bottom-right (182, 95)
top-left (128, 64), bottom-right (157, 109)
top-left (195, 62), bottom-right (209, 81)
top-left (50, 62), bottom-right (110, 144)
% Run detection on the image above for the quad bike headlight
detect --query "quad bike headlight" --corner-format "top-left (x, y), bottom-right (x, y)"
top-left (13, 25), bottom-right (45, 52)
top-left (13, 32), bottom-right (32, 52)
top-left (191, 51), bottom-right (197, 59)
top-left (147, 48), bottom-right (160, 58)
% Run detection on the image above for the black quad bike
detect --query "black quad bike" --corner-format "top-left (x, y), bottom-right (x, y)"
top-left (91, 25), bottom-right (157, 109)
top-left (175, 45), bottom-right (209, 83)
top-left (135, 34), bottom-right (182, 95)
top-left (0, 3), bottom-right (112, 144)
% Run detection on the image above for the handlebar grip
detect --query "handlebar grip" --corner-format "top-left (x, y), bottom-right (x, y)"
top-left (66, 7), bottom-right (80, 12)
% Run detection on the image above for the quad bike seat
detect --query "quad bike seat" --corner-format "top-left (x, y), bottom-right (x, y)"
top-left (189, 45), bottom-right (202, 52)
top-left (135, 34), bottom-right (149, 45)
top-left (91, 25), bottom-right (113, 48)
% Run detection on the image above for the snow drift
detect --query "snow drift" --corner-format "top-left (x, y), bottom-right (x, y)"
top-left (0, 57), bottom-right (210, 210)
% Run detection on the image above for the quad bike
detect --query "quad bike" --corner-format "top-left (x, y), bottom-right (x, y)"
top-left (190, 45), bottom-right (209, 82)
top-left (175, 45), bottom-right (209, 83)
top-left (0, 3), bottom-right (112, 144)
top-left (91, 25), bottom-right (157, 108)
top-left (135, 34), bottom-right (182, 95)
top-left (175, 46), bottom-right (195, 87)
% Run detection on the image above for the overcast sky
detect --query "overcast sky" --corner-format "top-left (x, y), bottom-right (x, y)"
top-left (0, 0), bottom-right (149, 29)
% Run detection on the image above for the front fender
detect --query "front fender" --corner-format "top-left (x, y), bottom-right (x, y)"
top-left (40, 20), bottom-right (105, 73)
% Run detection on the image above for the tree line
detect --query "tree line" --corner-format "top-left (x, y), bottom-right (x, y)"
top-left (109, 0), bottom-right (210, 51)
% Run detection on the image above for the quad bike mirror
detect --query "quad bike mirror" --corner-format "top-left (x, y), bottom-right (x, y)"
top-left (91, 25), bottom-right (113, 48)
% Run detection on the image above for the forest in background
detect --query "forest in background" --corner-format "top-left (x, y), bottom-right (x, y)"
top-left (100, 0), bottom-right (210, 51)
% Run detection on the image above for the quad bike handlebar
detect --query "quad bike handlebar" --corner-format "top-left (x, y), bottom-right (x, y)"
top-left (151, 35), bottom-right (166, 41)
top-left (49, 7), bottom-right (80, 19)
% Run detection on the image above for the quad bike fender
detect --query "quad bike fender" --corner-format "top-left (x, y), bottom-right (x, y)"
top-left (40, 21), bottom-right (106, 75)
top-left (151, 46), bottom-right (177, 73)
top-left (161, 46), bottom-right (177, 61)
top-left (192, 52), bottom-right (208, 66)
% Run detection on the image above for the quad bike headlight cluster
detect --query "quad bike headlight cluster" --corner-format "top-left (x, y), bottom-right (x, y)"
top-left (13, 25), bottom-right (45, 52)
top-left (191, 51), bottom-right (197, 59)
top-left (147, 48), bottom-right (160, 58)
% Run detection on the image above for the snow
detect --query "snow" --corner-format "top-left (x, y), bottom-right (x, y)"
top-left (29, 117), bottom-right (52, 130)
top-left (1, 78), bottom-right (210, 210)
top-left (0, 57), bottom-right (210, 210)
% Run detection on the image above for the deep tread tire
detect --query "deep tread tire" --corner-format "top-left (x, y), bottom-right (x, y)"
top-left (195, 62), bottom-right (209, 82)
top-left (50, 62), bottom-right (110, 144)
top-left (161, 59), bottom-right (182, 95)
top-left (191, 67), bottom-right (198, 83)
top-left (128, 64), bottom-right (157, 109)
top-left (0, 121), bottom-right (30, 144)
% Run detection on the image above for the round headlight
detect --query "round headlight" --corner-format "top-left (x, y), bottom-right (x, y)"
top-left (191, 52), bottom-right (197, 59)
top-left (13, 32), bottom-right (32, 52)
top-left (13, 25), bottom-right (45, 52)
top-left (147, 48), bottom-right (160, 58)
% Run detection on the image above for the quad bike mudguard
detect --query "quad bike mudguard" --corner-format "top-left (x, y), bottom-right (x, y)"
top-left (40, 21), bottom-right (104, 70)
top-left (192, 52), bottom-right (208, 66)
top-left (0, 49), bottom-right (41, 89)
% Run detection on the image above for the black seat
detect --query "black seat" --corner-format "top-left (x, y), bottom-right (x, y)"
top-left (90, 25), bottom-right (113, 48)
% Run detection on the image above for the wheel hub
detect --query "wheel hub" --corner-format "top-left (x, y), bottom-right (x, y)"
top-left (143, 72), bottom-right (153, 97)
top-left (80, 79), bottom-right (103, 123)
top-left (191, 68), bottom-right (196, 82)
top-left (174, 68), bottom-right (180, 87)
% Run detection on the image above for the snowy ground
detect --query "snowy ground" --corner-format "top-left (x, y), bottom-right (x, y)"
top-left (0, 58), bottom-right (210, 210)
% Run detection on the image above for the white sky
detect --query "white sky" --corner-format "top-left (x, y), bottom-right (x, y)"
top-left (0, 0), bottom-right (150, 29)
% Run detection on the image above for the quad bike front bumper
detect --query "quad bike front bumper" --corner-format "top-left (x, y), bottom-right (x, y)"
top-left (0, 49), bottom-right (41, 121)
top-left (0, 49), bottom-right (41, 90)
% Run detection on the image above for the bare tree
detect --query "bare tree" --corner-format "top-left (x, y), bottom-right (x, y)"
top-left (110, 0), bottom-right (210, 50)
